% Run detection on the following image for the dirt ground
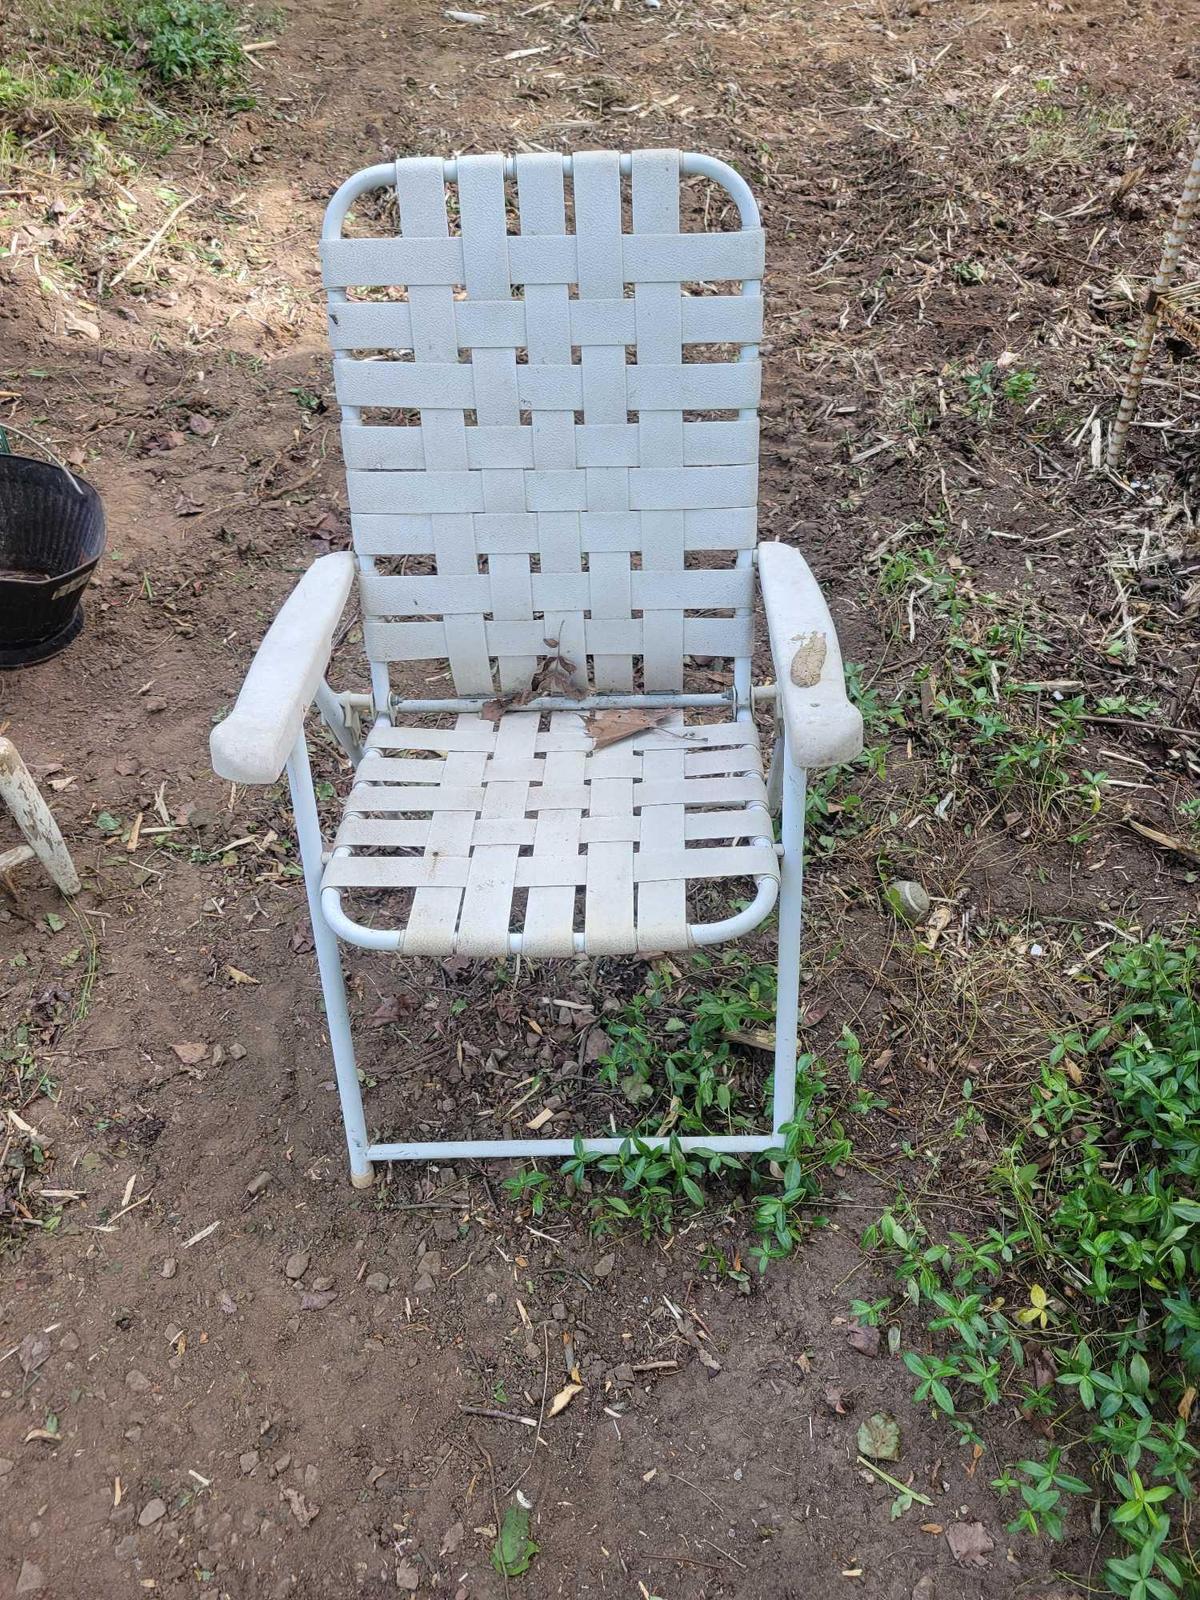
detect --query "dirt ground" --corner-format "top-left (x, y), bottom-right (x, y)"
top-left (2, 0), bottom-right (1200, 1594)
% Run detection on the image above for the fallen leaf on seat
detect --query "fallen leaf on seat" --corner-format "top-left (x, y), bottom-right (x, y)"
top-left (583, 708), bottom-right (671, 749)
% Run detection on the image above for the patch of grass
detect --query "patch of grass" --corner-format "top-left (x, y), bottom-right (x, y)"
top-left (872, 548), bottom-right (1110, 828)
top-left (501, 949), bottom-right (851, 1272)
top-left (0, 0), bottom-right (257, 160)
top-left (961, 360), bottom-right (1038, 420)
top-left (863, 936), bottom-right (1200, 1600)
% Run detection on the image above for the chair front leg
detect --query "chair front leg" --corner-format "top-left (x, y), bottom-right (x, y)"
top-left (286, 728), bottom-right (374, 1188)
top-left (772, 741), bottom-right (806, 1139)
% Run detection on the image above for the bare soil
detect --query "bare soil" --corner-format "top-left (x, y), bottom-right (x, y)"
top-left (2, 0), bottom-right (1199, 1596)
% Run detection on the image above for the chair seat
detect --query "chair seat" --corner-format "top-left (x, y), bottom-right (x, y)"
top-left (320, 708), bottom-right (778, 958)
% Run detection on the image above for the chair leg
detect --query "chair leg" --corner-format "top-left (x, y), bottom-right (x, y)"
top-left (286, 729), bottom-right (374, 1189)
top-left (0, 738), bottom-right (81, 897)
top-left (772, 743), bottom-right (806, 1137)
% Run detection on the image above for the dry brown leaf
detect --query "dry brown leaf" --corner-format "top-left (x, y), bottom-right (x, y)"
top-left (847, 1323), bottom-right (880, 1358)
top-left (945, 1521), bottom-right (993, 1567)
top-left (224, 965), bottom-right (260, 986)
top-left (548, 1382), bottom-right (583, 1417)
top-left (1178, 1384), bottom-right (1196, 1422)
top-left (583, 708), bottom-right (671, 750)
top-left (280, 1487), bottom-right (319, 1527)
top-left (924, 905), bottom-right (953, 950)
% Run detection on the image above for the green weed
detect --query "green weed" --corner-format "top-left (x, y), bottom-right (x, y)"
top-left (864, 936), bottom-right (1200, 1599)
top-left (501, 950), bottom-right (851, 1272)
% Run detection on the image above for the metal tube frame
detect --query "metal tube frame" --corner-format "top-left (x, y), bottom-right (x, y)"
top-left (294, 151), bottom-right (805, 1179)
top-left (289, 718), bottom-right (805, 1179)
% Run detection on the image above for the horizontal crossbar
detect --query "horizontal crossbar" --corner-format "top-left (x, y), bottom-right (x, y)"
top-left (367, 1132), bottom-right (780, 1161)
top-left (387, 689), bottom-right (737, 714)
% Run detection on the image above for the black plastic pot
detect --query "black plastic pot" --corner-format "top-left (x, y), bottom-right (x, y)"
top-left (0, 453), bottom-right (106, 668)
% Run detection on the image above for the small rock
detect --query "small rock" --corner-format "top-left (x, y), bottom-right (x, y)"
top-left (161, 1258), bottom-right (177, 1279)
top-left (218, 1292), bottom-right (237, 1316)
top-left (364, 1272), bottom-right (390, 1294)
top-left (0, 1459), bottom-right (13, 1476)
top-left (311, 1276), bottom-right (334, 1293)
top-left (15, 1559), bottom-right (45, 1594)
top-left (885, 879), bottom-right (931, 925)
top-left (592, 1253), bottom-right (616, 1279)
top-left (395, 1558), bottom-right (420, 1592)
top-left (60, 1332), bottom-right (80, 1352)
top-left (188, 413), bottom-right (214, 436)
top-left (913, 1577), bottom-right (935, 1600)
top-left (240, 1451), bottom-right (259, 1475)
top-left (246, 1172), bottom-right (272, 1198)
top-left (413, 1273), bottom-right (435, 1295)
top-left (284, 1250), bottom-right (310, 1281)
top-left (139, 1498), bottom-right (167, 1528)
top-left (551, 1302), bottom-right (567, 1321)
top-left (125, 1370), bottom-right (152, 1393)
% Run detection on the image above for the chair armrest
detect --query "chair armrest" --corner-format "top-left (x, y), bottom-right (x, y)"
top-left (758, 541), bottom-right (863, 769)
top-left (210, 552), bottom-right (357, 784)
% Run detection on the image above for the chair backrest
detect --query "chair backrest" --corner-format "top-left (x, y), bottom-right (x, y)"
top-left (321, 149), bottom-right (764, 701)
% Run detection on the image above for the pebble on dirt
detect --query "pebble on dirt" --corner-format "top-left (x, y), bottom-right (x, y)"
top-left (284, 1250), bottom-right (310, 1281)
top-left (161, 1258), bottom-right (177, 1279)
top-left (246, 1171), bottom-right (272, 1197)
top-left (15, 1560), bottom-right (44, 1595)
top-left (592, 1253), bottom-right (616, 1279)
top-left (364, 1272), bottom-right (390, 1294)
top-left (125, 1370), bottom-right (151, 1393)
top-left (138, 1497), bottom-right (167, 1527)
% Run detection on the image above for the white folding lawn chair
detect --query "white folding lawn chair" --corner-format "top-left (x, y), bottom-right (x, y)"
top-left (210, 149), bottom-right (862, 1187)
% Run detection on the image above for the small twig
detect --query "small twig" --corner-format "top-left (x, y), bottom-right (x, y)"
top-left (110, 194), bottom-right (200, 287)
top-left (480, 1442), bottom-right (510, 1600)
top-left (505, 1323), bottom-right (551, 1498)
top-left (702, 1537), bottom-right (747, 1571)
top-left (458, 1405), bottom-right (537, 1427)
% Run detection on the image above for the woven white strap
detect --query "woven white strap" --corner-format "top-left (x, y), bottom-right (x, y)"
top-left (322, 711), bottom-right (777, 957)
top-left (322, 149), bottom-right (762, 696)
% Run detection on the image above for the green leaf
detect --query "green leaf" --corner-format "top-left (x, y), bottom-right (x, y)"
top-left (94, 811), bottom-right (121, 834)
top-left (45, 912), bottom-right (65, 933)
top-left (492, 1505), bottom-right (539, 1578)
top-left (857, 1413), bottom-right (900, 1461)
top-left (620, 1073), bottom-right (653, 1106)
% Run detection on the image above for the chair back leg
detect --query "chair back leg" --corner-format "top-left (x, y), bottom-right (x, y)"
top-left (287, 731), bottom-right (374, 1187)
